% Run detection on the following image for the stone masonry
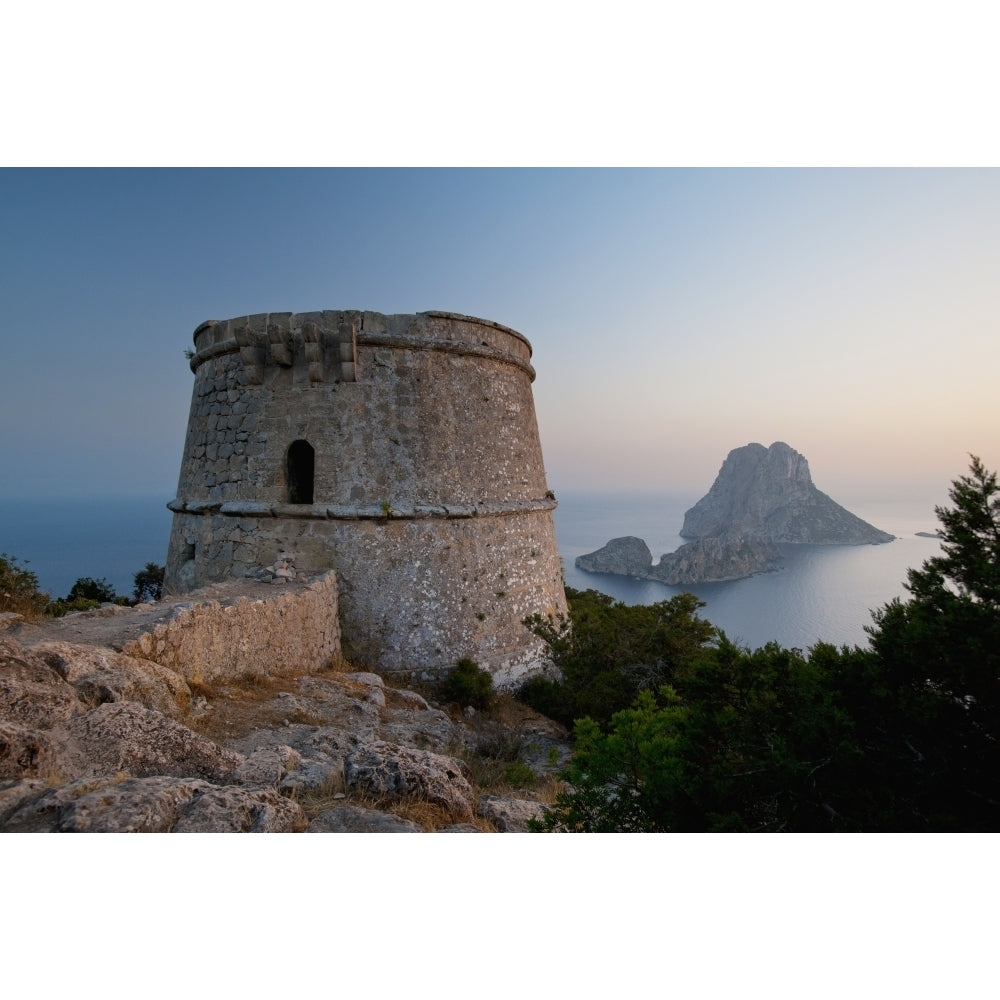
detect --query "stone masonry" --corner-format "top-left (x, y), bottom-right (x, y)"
top-left (123, 573), bottom-right (342, 686)
top-left (164, 311), bottom-right (567, 687)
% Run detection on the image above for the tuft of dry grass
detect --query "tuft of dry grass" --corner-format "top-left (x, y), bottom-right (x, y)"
top-left (292, 782), bottom-right (497, 831)
top-left (187, 679), bottom-right (217, 700)
top-left (322, 653), bottom-right (357, 674)
top-left (349, 789), bottom-right (496, 832)
top-left (286, 776), bottom-right (348, 819)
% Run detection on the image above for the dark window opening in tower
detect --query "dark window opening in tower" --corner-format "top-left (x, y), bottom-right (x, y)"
top-left (286, 440), bottom-right (315, 504)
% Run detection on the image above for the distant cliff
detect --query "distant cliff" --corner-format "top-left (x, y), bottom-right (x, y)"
top-left (681, 442), bottom-right (895, 545)
top-left (575, 442), bottom-right (894, 585)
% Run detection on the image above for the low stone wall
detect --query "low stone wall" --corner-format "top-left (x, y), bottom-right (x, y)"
top-left (123, 572), bottom-right (341, 685)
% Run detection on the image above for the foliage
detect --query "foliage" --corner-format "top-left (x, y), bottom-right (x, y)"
top-left (917, 454), bottom-right (1000, 607)
top-left (522, 588), bottom-right (717, 726)
top-left (531, 688), bottom-right (690, 831)
top-left (501, 760), bottom-right (537, 788)
top-left (0, 552), bottom-right (50, 619)
top-left (67, 576), bottom-right (119, 603)
top-left (133, 562), bottom-right (165, 603)
top-left (862, 455), bottom-right (1000, 829)
top-left (442, 657), bottom-right (494, 710)
top-left (2, 557), bottom-right (165, 620)
top-left (43, 575), bottom-right (122, 616)
top-left (533, 642), bottom-right (866, 832)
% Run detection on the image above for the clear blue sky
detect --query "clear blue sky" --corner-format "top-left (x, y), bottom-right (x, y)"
top-left (2, 168), bottom-right (998, 506)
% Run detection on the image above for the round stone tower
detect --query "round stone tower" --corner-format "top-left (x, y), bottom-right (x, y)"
top-left (164, 310), bottom-right (567, 687)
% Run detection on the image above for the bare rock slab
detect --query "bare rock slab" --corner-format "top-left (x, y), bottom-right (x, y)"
top-left (0, 636), bottom-right (84, 731)
top-left (171, 784), bottom-right (306, 832)
top-left (31, 641), bottom-right (192, 718)
top-left (307, 806), bottom-right (422, 832)
top-left (476, 795), bottom-right (547, 832)
top-left (2, 775), bottom-right (305, 832)
top-left (345, 741), bottom-right (474, 821)
top-left (68, 702), bottom-right (243, 782)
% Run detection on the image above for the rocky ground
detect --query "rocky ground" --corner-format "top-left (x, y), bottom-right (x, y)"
top-left (0, 606), bottom-right (569, 833)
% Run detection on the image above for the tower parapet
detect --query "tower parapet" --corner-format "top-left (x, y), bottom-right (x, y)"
top-left (165, 310), bottom-right (566, 686)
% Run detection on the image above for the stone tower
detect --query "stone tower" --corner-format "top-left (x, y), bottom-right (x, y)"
top-left (164, 310), bottom-right (567, 687)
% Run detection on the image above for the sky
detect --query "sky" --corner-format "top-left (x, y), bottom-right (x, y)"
top-left (2, 167), bottom-right (998, 508)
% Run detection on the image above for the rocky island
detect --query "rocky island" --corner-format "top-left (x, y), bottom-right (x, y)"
top-left (577, 442), bottom-right (894, 585)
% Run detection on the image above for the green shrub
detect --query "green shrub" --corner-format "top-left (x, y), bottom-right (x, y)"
top-left (442, 657), bottom-right (494, 710)
top-left (0, 552), bottom-right (50, 619)
top-left (522, 588), bottom-right (718, 727)
top-left (47, 597), bottom-right (101, 617)
top-left (133, 562), bottom-right (165, 603)
top-left (501, 760), bottom-right (537, 788)
top-left (66, 576), bottom-right (118, 603)
top-left (518, 674), bottom-right (569, 724)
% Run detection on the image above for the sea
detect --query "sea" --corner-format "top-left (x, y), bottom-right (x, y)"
top-left (0, 496), bottom-right (174, 604)
top-left (0, 492), bottom-right (945, 652)
top-left (554, 491), bottom-right (945, 651)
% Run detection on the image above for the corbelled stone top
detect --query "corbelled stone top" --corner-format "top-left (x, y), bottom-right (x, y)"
top-left (188, 310), bottom-right (535, 381)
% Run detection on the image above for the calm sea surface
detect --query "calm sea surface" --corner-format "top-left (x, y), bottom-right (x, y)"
top-left (553, 492), bottom-right (945, 651)
top-left (0, 497), bottom-right (174, 601)
top-left (1, 492), bottom-right (944, 651)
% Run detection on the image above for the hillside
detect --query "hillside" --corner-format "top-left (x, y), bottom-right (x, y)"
top-left (0, 583), bottom-right (568, 833)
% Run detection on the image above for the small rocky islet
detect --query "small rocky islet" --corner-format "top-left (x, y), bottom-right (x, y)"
top-left (576, 441), bottom-right (894, 585)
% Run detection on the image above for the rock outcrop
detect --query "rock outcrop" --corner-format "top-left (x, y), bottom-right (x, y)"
top-left (647, 535), bottom-right (783, 585)
top-left (476, 794), bottom-right (547, 832)
top-left (0, 588), bottom-right (569, 833)
top-left (575, 537), bottom-right (653, 577)
top-left (576, 442), bottom-right (893, 586)
top-left (680, 442), bottom-right (894, 545)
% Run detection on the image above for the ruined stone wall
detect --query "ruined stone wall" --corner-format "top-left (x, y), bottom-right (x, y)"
top-left (164, 310), bottom-right (567, 685)
top-left (124, 573), bottom-right (341, 686)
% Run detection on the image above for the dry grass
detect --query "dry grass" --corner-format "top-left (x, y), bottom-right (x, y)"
top-left (285, 775), bottom-right (348, 819)
top-left (289, 781), bottom-right (497, 832)
top-left (347, 789), bottom-right (496, 832)
top-left (182, 655), bottom-right (373, 742)
top-left (323, 653), bottom-right (359, 674)
top-left (465, 758), bottom-right (565, 804)
top-left (176, 652), bottom-right (569, 831)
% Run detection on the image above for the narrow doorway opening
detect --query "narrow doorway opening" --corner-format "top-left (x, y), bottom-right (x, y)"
top-left (286, 440), bottom-right (315, 504)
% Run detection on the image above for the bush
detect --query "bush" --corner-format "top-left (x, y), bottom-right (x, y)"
top-left (0, 552), bottom-right (50, 619)
top-left (522, 588), bottom-right (718, 727)
top-left (517, 674), bottom-right (569, 723)
top-left (442, 658), bottom-right (494, 710)
top-left (66, 576), bottom-right (118, 603)
top-left (501, 760), bottom-right (537, 788)
top-left (133, 563), bottom-right (164, 603)
top-left (47, 597), bottom-right (101, 617)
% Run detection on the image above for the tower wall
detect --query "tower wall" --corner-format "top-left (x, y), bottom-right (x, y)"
top-left (164, 310), bottom-right (567, 686)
